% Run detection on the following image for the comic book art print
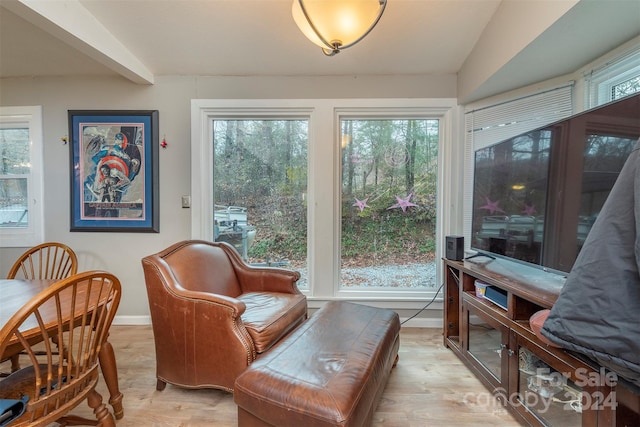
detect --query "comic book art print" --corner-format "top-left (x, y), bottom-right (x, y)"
top-left (69, 110), bottom-right (159, 232)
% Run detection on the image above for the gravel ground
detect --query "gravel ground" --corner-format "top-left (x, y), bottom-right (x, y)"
top-left (295, 262), bottom-right (438, 289)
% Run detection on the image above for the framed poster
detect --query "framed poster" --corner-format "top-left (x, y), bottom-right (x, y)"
top-left (69, 110), bottom-right (159, 232)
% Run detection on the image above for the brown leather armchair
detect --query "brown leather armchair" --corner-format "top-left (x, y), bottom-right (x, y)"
top-left (141, 240), bottom-right (307, 392)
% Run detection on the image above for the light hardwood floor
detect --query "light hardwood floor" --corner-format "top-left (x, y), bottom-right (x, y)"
top-left (12, 326), bottom-right (522, 426)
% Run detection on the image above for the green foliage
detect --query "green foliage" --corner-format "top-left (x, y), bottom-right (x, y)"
top-left (248, 226), bottom-right (307, 261)
top-left (214, 118), bottom-right (438, 265)
top-left (0, 128), bottom-right (30, 174)
top-left (341, 209), bottom-right (435, 261)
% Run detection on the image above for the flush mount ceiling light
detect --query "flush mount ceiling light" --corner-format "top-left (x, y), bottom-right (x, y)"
top-left (292, 0), bottom-right (387, 56)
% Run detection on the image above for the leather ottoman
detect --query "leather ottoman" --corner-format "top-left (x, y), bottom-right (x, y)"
top-left (234, 301), bottom-right (400, 427)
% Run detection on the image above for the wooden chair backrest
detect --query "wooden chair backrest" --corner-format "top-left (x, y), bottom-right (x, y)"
top-left (0, 271), bottom-right (121, 426)
top-left (7, 242), bottom-right (78, 280)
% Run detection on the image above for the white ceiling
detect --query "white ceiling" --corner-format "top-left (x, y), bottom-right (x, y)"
top-left (1, 0), bottom-right (639, 103)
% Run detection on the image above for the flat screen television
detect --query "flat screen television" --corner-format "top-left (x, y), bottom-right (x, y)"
top-left (471, 93), bottom-right (640, 274)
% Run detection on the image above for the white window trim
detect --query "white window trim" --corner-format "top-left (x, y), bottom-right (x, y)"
top-left (0, 106), bottom-right (44, 247)
top-left (191, 99), bottom-right (457, 310)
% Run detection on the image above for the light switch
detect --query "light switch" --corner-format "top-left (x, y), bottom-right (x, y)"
top-left (181, 195), bottom-right (191, 208)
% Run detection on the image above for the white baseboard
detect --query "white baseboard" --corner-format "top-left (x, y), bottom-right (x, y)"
top-left (113, 315), bottom-right (151, 325)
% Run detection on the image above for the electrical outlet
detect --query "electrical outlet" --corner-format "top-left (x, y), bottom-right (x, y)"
top-left (181, 195), bottom-right (191, 208)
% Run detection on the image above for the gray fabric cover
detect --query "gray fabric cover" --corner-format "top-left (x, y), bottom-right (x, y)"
top-left (541, 139), bottom-right (640, 388)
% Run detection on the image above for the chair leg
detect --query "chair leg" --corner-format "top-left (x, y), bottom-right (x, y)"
top-left (88, 389), bottom-right (115, 427)
top-left (10, 354), bottom-right (20, 372)
top-left (56, 389), bottom-right (114, 427)
top-left (0, 356), bottom-right (18, 377)
top-left (57, 389), bottom-right (114, 427)
top-left (156, 378), bottom-right (167, 391)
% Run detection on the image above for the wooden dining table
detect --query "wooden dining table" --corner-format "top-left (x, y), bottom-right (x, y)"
top-left (0, 278), bottom-right (124, 420)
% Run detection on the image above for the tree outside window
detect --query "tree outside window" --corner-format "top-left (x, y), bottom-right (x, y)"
top-left (0, 127), bottom-right (30, 228)
top-left (212, 119), bottom-right (309, 287)
top-left (340, 119), bottom-right (439, 289)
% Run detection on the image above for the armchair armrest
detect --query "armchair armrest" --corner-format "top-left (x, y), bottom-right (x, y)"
top-left (222, 247), bottom-right (302, 294)
top-left (172, 286), bottom-right (247, 317)
top-left (236, 266), bottom-right (301, 294)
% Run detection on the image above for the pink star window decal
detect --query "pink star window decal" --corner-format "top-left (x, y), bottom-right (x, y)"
top-left (353, 197), bottom-right (370, 212)
top-left (387, 193), bottom-right (418, 212)
top-left (522, 204), bottom-right (536, 216)
top-left (479, 197), bottom-right (505, 215)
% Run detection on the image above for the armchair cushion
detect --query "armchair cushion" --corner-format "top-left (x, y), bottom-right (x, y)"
top-left (239, 292), bottom-right (308, 353)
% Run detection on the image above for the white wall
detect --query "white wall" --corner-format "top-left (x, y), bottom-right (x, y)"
top-left (458, 0), bottom-right (578, 103)
top-left (0, 73), bottom-right (457, 320)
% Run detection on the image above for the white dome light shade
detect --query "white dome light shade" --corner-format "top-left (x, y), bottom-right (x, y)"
top-left (292, 0), bottom-right (386, 56)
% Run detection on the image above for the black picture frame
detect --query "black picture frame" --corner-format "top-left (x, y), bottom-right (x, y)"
top-left (69, 110), bottom-right (159, 232)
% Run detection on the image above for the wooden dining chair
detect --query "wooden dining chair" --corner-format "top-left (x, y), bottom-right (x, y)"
top-left (0, 271), bottom-right (121, 426)
top-left (3, 242), bottom-right (79, 375)
top-left (7, 242), bottom-right (78, 281)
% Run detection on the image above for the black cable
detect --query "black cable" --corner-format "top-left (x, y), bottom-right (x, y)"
top-left (401, 282), bottom-right (444, 325)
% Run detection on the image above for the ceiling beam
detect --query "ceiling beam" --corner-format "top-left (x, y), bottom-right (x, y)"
top-left (2, 0), bottom-right (154, 84)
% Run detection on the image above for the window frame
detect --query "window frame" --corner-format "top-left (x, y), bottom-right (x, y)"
top-left (584, 45), bottom-right (640, 108)
top-left (0, 105), bottom-right (44, 247)
top-left (191, 99), bottom-right (457, 310)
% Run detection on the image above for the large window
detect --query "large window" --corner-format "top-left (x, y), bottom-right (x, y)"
top-left (0, 106), bottom-right (44, 247)
top-left (191, 99), bottom-right (456, 305)
top-left (340, 119), bottom-right (439, 290)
